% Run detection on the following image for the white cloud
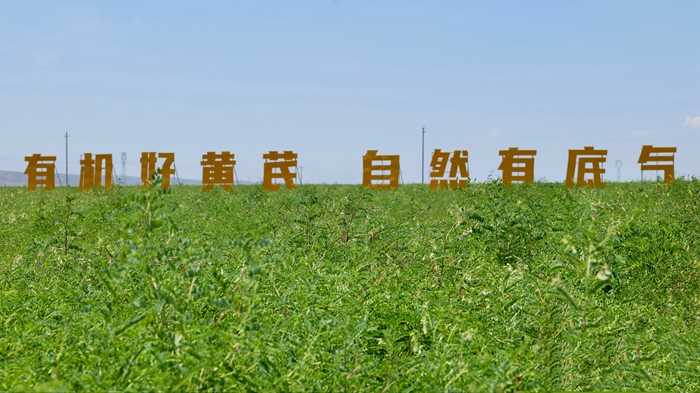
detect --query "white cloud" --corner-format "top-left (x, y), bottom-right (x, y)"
top-left (684, 116), bottom-right (700, 128)
top-left (631, 130), bottom-right (658, 137)
top-left (488, 129), bottom-right (501, 137)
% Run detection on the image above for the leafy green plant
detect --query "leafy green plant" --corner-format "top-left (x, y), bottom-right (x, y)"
top-left (1, 181), bottom-right (699, 391)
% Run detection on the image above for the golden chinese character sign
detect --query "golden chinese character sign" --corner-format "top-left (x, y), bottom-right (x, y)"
top-left (18, 144), bottom-right (693, 191)
top-left (80, 153), bottom-right (114, 190)
top-left (24, 154), bottom-right (56, 191)
top-left (263, 151), bottom-right (297, 191)
top-left (140, 152), bottom-right (176, 189)
top-left (498, 147), bottom-right (536, 186)
top-left (362, 150), bottom-right (400, 189)
top-left (565, 146), bottom-right (607, 188)
top-left (638, 145), bottom-right (676, 184)
top-left (429, 149), bottom-right (469, 190)
top-left (201, 151), bottom-right (235, 191)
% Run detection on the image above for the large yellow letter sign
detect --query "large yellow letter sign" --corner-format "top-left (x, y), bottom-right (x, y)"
top-left (565, 146), bottom-right (607, 188)
top-left (498, 147), bottom-right (537, 186)
top-left (201, 151), bottom-right (235, 191)
top-left (263, 151), bottom-right (298, 191)
top-left (362, 150), bottom-right (400, 189)
top-left (80, 153), bottom-right (114, 190)
top-left (140, 152), bottom-right (176, 189)
top-left (638, 145), bottom-right (676, 184)
top-left (24, 154), bottom-right (56, 191)
top-left (429, 149), bottom-right (469, 190)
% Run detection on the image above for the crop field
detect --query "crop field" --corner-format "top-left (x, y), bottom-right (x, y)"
top-left (1, 180), bottom-right (699, 392)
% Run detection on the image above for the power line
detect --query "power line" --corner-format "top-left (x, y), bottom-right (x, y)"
top-left (65, 132), bottom-right (69, 187)
top-left (429, 129), bottom-right (700, 143)
top-left (421, 127), bottom-right (425, 184)
top-left (1, 135), bottom-right (63, 145)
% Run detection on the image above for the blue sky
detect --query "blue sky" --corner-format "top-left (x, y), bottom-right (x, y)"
top-left (1, 1), bottom-right (699, 183)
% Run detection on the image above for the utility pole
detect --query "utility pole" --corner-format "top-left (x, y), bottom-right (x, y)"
top-left (65, 132), bottom-right (69, 186)
top-left (421, 127), bottom-right (425, 184)
top-left (121, 152), bottom-right (127, 183)
top-left (615, 160), bottom-right (622, 182)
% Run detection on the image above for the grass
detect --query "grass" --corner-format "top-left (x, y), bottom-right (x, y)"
top-left (1, 179), bottom-right (699, 392)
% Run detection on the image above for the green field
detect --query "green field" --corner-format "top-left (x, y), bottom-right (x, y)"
top-left (1, 180), bottom-right (699, 392)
